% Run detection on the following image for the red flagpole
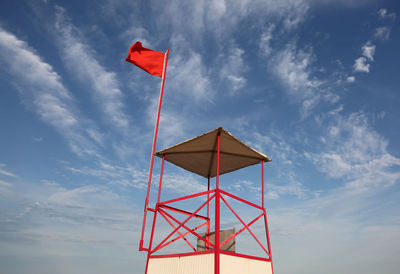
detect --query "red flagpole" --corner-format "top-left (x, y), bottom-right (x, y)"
top-left (139, 48), bottom-right (169, 251)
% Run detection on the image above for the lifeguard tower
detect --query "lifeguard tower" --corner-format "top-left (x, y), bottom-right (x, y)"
top-left (140, 127), bottom-right (274, 274)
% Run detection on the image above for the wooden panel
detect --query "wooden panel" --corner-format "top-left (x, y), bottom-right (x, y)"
top-left (147, 253), bottom-right (214, 274)
top-left (220, 253), bottom-right (272, 274)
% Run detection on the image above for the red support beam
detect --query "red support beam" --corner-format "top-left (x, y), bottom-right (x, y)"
top-left (159, 189), bottom-right (215, 206)
top-left (151, 193), bottom-right (216, 253)
top-left (215, 133), bottom-right (221, 274)
top-left (219, 189), bottom-right (264, 210)
top-left (144, 155), bottom-right (166, 274)
top-left (153, 208), bottom-right (213, 253)
top-left (153, 221), bottom-right (209, 253)
top-left (158, 209), bottom-right (197, 252)
top-left (140, 49), bottom-right (169, 253)
top-left (262, 161), bottom-right (265, 208)
top-left (220, 195), bottom-right (270, 256)
top-left (264, 208), bottom-right (274, 273)
top-left (207, 177), bottom-right (210, 251)
top-left (159, 204), bottom-right (208, 220)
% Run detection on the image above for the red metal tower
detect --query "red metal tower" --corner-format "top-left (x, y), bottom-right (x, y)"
top-left (140, 127), bottom-right (274, 274)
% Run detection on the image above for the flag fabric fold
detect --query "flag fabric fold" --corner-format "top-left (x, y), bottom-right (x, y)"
top-left (125, 42), bottom-right (165, 77)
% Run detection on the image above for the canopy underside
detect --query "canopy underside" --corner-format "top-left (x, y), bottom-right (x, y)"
top-left (155, 127), bottom-right (271, 178)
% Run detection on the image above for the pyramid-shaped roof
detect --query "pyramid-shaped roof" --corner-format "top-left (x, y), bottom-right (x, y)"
top-left (155, 127), bottom-right (271, 178)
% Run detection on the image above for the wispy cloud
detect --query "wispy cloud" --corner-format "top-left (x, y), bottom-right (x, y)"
top-left (269, 42), bottom-right (338, 116)
top-left (310, 111), bottom-right (400, 192)
top-left (65, 162), bottom-right (148, 190)
top-left (377, 8), bottom-right (396, 20)
top-left (0, 27), bottom-right (100, 156)
top-left (161, 173), bottom-right (207, 195)
top-left (0, 180), bottom-right (141, 251)
top-left (55, 6), bottom-right (130, 132)
top-left (374, 8), bottom-right (396, 42)
top-left (259, 24), bottom-right (275, 57)
top-left (218, 46), bottom-right (247, 95)
top-left (353, 41), bottom-right (375, 73)
top-left (353, 57), bottom-right (370, 72)
top-left (0, 163), bottom-right (17, 178)
top-left (265, 181), bottom-right (307, 200)
top-left (144, 94), bottom-right (185, 148)
top-left (168, 35), bottom-right (212, 102)
top-left (361, 41), bottom-right (375, 61)
top-left (0, 180), bottom-right (13, 195)
top-left (155, 0), bottom-right (309, 40)
top-left (374, 26), bottom-right (391, 41)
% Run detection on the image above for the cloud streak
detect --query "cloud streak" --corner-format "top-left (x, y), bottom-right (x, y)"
top-left (0, 164), bottom-right (17, 178)
top-left (55, 6), bottom-right (130, 132)
top-left (310, 111), bottom-right (400, 192)
top-left (269, 42), bottom-right (338, 116)
top-left (0, 27), bottom-right (101, 156)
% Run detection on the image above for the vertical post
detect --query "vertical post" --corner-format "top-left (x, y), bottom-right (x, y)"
top-left (206, 177), bottom-right (210, 251)
top-left (214, 133), bottom-right (221, 274)
top-left (157, 155), bottom-right (166, 204)
top-left (262, 160), bottom-right (274, 273)
top-left (262, 161), bottom-right (265, 209)
top-left (140, 49), bottom-right (169, 251)
top-left (264, 208), bottom-right (274, 274)
top-left (145, 155), bottom-right (165, 274)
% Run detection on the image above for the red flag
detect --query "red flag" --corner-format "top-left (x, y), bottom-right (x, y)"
top-left (126, 42), bottom-right (165, 77)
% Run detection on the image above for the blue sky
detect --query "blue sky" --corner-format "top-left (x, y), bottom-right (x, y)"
top-left (1, 0), bottom-right (400, 273)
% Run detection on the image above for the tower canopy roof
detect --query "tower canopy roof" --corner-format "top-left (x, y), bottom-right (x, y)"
top-left (155, 127), bottom-right (271, 178)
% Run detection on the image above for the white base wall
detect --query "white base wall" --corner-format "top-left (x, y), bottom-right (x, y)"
top-left (147, 253), bottom-right (272, 274)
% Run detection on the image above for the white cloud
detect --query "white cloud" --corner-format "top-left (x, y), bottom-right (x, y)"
top-left (1, 180), bottom-right (142, 253)
top-left (144, 93), bottom-right (185, 148)
top-left (156, 0), bottom-right (309, 39)
top-left (281, 0), bottom-right (310, 29)
top-left (353, 42), bottom-right (377, 74)
top-left (272, 44), bottom-right (317, 91)
top-left (119, 26), bottom-right (152, 48)
top-left (65, 162), bottom-right (148, 189)
top-left (251, 129), bottom-right (300, 166)
top-left (377, 111), bottom-right (386, 119)
top-left (0, 164), bottom-right (17, 178)
top-left (374, 26), bottom-right (391, 41)
top-left (361, 41), bottom-right (375, 61)
top-left (311, 112), bottom-right (400, 192)
top-left (259, 24), bottom-right (275, 57)
top-left (346, 76), bottom-right (355, 82)
top-left (219, 46), bottom-right (247, 94)
top-left (161, 173), bottom-right (207, 195)
top-left (158, 110), bottom-right (185, 147)
top-left (0, 180), bottom-right (13, 195)
top-left (48, 185), bottom-right (120, 208)
top-left (377, 8), bottom-right (396, 20)
top-left (265, 181), bottom-right (307, 200)
top-left (378, 8), bottom-right (388, 18)
top-left (167, 35), bottom-right (213, 102)
top-left (353, 57), bottom-right (370, 73)
top-left (229, 180), bottom-right (261, 194)
top-left (0, 27), bottom-right (100, 156)
top-left (269, 42), bottom-right (338, 116)
top-left (33, 137), bottom-right (43, 142)
top-left (55, 6), bottom-right (129, 131)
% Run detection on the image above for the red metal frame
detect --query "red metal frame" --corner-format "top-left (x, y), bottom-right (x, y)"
top-left (156, 208), bottom-right (211, 251)
top-left (151, 193), bottom-right (216, 253)
top-left (158, 210), bottom-right (195, 251)
top-left (215, 133), bottom-right (221, 274)
top-left (149, 250), bottom-right (271, 262)
top-left (140, 49), bottom-right (169, 252)
top-left (141, 128), bottom-right (274, 274)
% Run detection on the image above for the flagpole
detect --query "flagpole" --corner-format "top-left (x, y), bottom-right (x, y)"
top-left (139, 48), bottom-right (169, 251)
